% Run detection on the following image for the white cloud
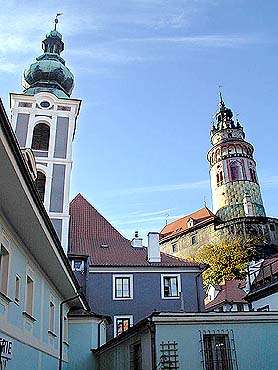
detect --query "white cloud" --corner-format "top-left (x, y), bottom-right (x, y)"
top-left (120, 34), bottom-right (265, 47)
top-left (261, 175), bottom-right (278, 187)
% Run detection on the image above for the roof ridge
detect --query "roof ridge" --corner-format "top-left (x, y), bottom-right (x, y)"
top-left (160, 206), bottom-right (216, 232)
top-left (160, 251), bottom-right (201, 266)
top-left (70, 193), bottom-right (130, 242)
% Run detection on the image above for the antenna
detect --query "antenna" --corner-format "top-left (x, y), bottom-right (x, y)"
top-left (165, 213), bottom-right (169, 226)
top-left (54, 13), bottom-right (63, 30)
top-left (204, 196), bottom-right (207, 208)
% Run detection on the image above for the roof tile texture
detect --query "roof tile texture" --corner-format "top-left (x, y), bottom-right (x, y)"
top-left (160, 207), bottom-right (216, 241)
top-left (69, 194), bottom-right (201, 268)
top-left (205, 280), bottom-right (247, 309)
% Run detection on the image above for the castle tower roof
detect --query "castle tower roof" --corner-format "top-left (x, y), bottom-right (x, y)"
top-left (22, 20), bottom-right (74, 98)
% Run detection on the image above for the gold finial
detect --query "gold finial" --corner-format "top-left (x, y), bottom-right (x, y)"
top-left (54, 13), bottom-right (63, 30)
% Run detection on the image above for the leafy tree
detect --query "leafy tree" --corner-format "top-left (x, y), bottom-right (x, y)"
top-left (194, 237), bottom-right (261, 285)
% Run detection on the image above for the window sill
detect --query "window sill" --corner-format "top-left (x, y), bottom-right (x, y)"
top-left (14, 299), bottom-right (20, 306)
top-left (22, 311), bottom-right (36, 322)
top-left (113, 297), bottom-right (133, 300)
top-left (48, 330), bottom-right (57, 338)
top-left (63, 340), bottom-right (69, 346)
top-left (0, 291), bottom-right (12, 304)
top-left (162, 296), bottom-right (180, 300)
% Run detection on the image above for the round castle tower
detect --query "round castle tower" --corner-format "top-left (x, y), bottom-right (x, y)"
top-left (207, 93), bottom-right (266, 221)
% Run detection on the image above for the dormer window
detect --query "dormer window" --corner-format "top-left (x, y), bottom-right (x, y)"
top-left (72, 260), bottom-right (84, 272)
top-left (187, 218), bottom-right (194, 228)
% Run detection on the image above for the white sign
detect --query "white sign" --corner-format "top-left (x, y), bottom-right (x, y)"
top-left (0, 337), bottom-right (13, 360)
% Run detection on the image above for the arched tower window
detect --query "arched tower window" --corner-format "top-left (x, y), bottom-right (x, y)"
top-left (230, 160), bottom-right (243, 181)
top-left (216, 164), bottom-right (224, 186)
top-left (250, 168), bottom-right (257, 183)
top-left (31, 123), bottom-right (50, 151)
top-left (35, 171), bottom-right (46, 201)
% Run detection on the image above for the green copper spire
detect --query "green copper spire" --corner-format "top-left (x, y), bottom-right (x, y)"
top-left (22, 16), bottom-right (74, 98)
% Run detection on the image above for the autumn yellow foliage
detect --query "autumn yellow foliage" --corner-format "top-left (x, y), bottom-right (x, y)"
top-left (195, 237), bottom-right (261, 285)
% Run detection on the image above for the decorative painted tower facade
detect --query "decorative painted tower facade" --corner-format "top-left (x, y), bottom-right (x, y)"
top-left (207, 94), bottom-right (266, 221)
top-left (10, 24), bottom-right (81, 252)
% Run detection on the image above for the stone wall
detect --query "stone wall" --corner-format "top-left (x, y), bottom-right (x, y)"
top-left (160, 217), bottom-right (278, 260)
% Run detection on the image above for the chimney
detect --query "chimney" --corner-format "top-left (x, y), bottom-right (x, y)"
top-left (147, 232), bottom-right (161, 263)
top-left (131, 231), bottom-right (143, 248)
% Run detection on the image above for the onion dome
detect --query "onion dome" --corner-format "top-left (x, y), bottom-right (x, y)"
top-left (23, 29), bottom-right (74, 98)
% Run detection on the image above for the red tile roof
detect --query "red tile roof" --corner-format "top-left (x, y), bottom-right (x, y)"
top-left (69, 194), bottom-right (202, 268)
top-left (205, 280), bottom-right (247, 310)
top-left (252, 254), bottom-right (278, 285)
top-left (160, 207), bottom-right (216, 242)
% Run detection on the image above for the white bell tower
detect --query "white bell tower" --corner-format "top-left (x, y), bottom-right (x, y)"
top-left (10, 23), bottom-right (81, 253)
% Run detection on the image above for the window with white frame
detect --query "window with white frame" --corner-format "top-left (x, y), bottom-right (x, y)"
top-left (113, 275), bottom-right (133, 299)
top-left (161, 274), bottom-right (181, 299)
top-left (25, 275), bottom-right (34, 316)
top-left (49, 299), bottom-right (55, 334)
top-left (0, 244), bottom-right (10, 296)
top-left (114, 315), bottom-right (133, 337)
top-left (14, 274), bottom-right (21, 304)
top-left (72, 259), bottom-right (84, 272)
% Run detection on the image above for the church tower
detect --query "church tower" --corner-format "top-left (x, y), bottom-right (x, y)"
top-left (10, 21), bottom-right (81, 252)
top-left (207, 93), bottom-right (266, 221)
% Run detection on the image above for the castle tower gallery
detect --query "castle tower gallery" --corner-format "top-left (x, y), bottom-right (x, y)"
top-left (10, 24), bottom-right (81, 252)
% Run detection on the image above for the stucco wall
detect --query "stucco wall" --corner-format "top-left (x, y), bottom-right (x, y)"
top-left (155, 318), bottom-right (278, 370)
top-left (88, 270), bottom-right (204, 340)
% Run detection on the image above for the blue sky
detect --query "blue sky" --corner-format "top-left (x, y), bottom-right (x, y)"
top-left (0, 0), bottom-right (277, 242)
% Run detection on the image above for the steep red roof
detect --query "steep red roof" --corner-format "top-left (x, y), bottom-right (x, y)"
top-left (160, 207), bottom-right (216, 241)
top-left (69, 194), bottom-right (201, 268)
top-left (205, 280), bottom-right (247, 310)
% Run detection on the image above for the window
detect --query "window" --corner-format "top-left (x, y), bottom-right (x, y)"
top-left (72, 259), bottom-right (84, 272)
top-left (203, 334), bottom-right (233, 370)
top-left (14, 274), bottom-right (21, 304)
top-left (230, 160), bottom-right (243, 181)
top-left (25, 275), bottom-right (34, 316)
top-left (130, 342), bottom-right (142, 370)
top-left (216, 171), bottom-right (223, 186)
top-left (0, 244), bottom-right (10, 296)
top-left (114, 316), bottom-right (133, 337)
top-left (250, 168), bottom-right (257, 183)
top-left (35, 171), bottom-right (46, 201)
top-left (113, 275), bottom-right (133, 300)
top-left (192, 235), bottom-right (197, 245)
top-left (161, 274), bottom-right (181, 299)
top-left (49, 300), bottom-right (55, 333)
top-left (172, 243), bottom-right (177, 253)
top-left (237, 303), bottom-right (244, 312)
top-left (31, 123), bottom-right (50, 151)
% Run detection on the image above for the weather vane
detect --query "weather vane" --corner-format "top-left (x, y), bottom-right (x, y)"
top-left (203, 196), bottom-right (207, 208)
top-left (218, 84), bottom-right (224, 105)
top-left (54, 13), bottom-right (63, 30)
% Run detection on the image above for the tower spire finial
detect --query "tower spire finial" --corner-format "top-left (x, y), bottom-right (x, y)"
top-left (218, 85), bottom-right (225, 108)
top-left (54, 13), bottom-right (63, 30)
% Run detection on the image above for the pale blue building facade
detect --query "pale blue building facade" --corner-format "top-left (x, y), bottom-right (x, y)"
top-left (0, 99), bottom-right (108, 370)
top-left (96, 311), bottom-right (278, 370)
